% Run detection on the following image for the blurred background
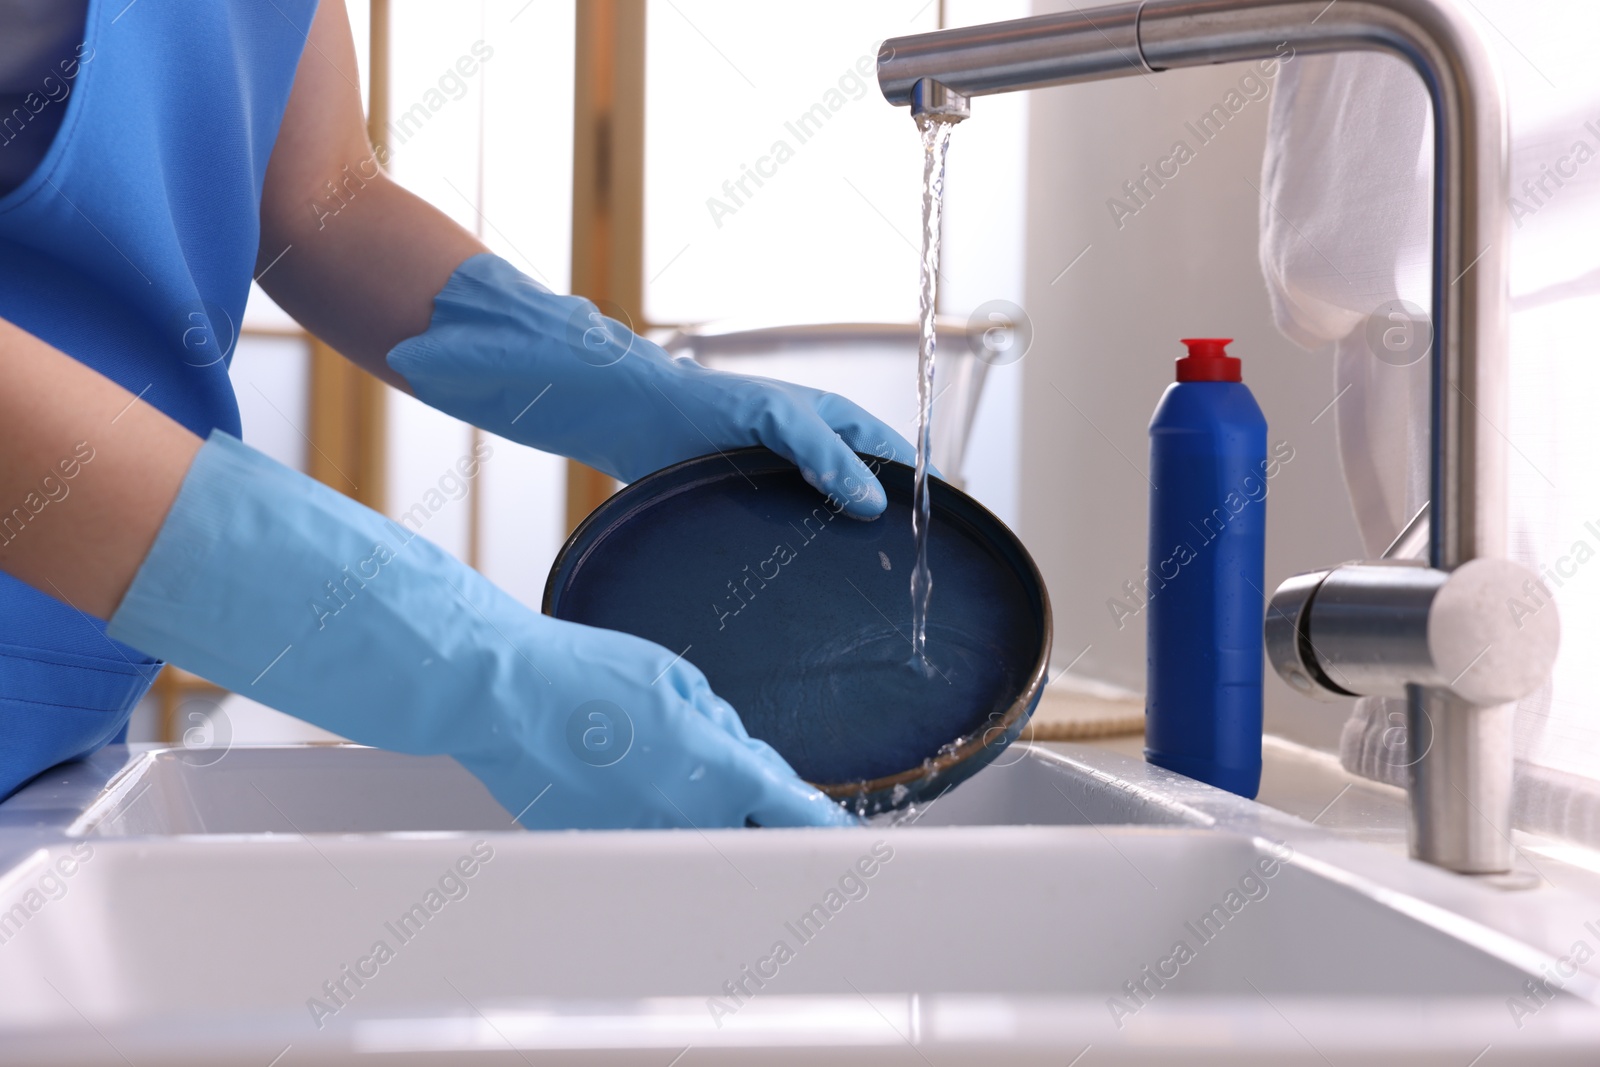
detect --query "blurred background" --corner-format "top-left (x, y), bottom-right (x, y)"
top-left (136, 0), bottom-right (1364, 757)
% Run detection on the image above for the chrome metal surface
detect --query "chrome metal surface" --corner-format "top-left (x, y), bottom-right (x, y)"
top-left (909, 77), bottom-right (970, 122)
top-left (1383, 502), bottom-right (1432, 560)
top-left (877, 1), bottom-right (1542, 873)
top-left (1285, 559), bottom-right (1559, 706)
top-left (1263, 569), bottom-right (1347, 700)
top-left (877, 4), bottom-right (1146, 105)
top-left (1406, 687), bottom-right (1517, 874)
top-left (1262, 555), bottom-right (1557, 874)
top-left (1308, 562), bottom-right (1447, 699)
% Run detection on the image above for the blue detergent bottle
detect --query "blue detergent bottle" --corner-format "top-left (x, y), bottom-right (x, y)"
top-left (1145, 338), bottom-right (1267, 798)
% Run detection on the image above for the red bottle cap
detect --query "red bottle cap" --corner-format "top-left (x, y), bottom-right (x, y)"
top-left (1176, 337), bottom-right (1241, 382)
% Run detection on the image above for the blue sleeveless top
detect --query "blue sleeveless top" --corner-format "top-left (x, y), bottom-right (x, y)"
top-left (0, 0), bottom-right (316, 797)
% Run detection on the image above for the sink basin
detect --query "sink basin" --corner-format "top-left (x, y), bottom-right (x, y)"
top-left (2, 743), bottom-right (1598, 1064)
top-left (68, 743), bottom-right (1205, 837)
top-left (70, 746), bottom-right (517, 837)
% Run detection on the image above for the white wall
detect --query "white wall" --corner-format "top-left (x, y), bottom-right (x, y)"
top-left (939, 0), bottom-right (1030, 529)
top-left (1017, 1), bottom-right (1365, 747)
top-left (642, 0), bottom-right (937, 326)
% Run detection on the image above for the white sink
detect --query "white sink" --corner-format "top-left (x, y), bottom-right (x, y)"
top-left (66, 743), bottom-right (1203, 837)
top-left (70, 746), bottom-right (517, 837)
top-left (1, 743), bottom-right (1598, 1064)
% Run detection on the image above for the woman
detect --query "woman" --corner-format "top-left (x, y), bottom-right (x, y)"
top-left (0, 0), bottom-right (912, 828)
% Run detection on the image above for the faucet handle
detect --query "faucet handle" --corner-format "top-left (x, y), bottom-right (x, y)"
top-left (1265, 559), bottom-right (1559, 707)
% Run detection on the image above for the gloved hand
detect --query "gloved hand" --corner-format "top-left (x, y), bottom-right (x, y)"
top-left (107, 431), bottom-right (855, 830)
top-left (387, 253), bottom-right (918, 520)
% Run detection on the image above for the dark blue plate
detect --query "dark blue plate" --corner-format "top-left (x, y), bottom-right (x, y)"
top-left (543, 448), bottom-right (1051, 816)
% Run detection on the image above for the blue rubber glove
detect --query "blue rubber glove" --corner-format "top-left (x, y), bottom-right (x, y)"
top-left (106, 432), bottom-right (855, 830)
top-left (387, 254), bottom-right (918, 519)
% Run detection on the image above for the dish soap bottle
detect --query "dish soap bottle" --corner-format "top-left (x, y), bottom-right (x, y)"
top-left (1145, 338), bottom-right (1267, 798)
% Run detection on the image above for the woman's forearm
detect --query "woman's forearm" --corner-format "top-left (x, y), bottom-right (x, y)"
top-left (0, 317), bottom-right (201, 619)
top-left (255, 0), bottom-right (485, 386)
top-left (259, 174), bottom-right (486, 386)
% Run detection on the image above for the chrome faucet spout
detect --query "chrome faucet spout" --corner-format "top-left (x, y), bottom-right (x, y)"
top-left (908, 78), bottom-right (971, 124)
top-left (878, 1), bottom-right (1558, 875)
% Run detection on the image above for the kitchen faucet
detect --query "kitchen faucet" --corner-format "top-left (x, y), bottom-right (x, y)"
top-left (877, 0), bottom-right (1560, 875)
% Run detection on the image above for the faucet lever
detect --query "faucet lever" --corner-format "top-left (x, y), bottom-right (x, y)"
top-left (1264, 559), bottom-right (1559, 708)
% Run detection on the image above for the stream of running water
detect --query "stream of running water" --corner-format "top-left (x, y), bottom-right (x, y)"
top-left (909, 114), bottom-right (954, 675)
